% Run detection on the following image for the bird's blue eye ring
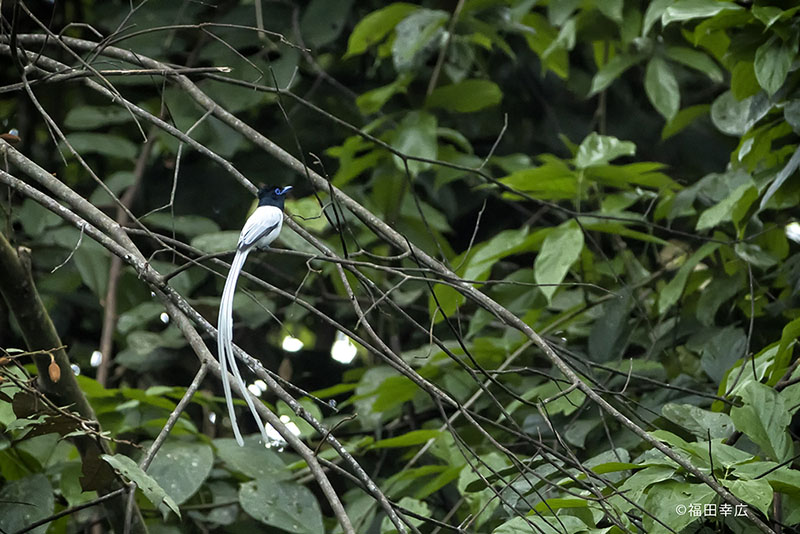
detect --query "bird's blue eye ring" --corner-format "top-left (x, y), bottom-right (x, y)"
top-left (274, 187), bottom-right (281, 195)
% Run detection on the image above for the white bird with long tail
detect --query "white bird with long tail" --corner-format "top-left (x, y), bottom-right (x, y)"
top-left (217, 185), bottom-right (292, 446)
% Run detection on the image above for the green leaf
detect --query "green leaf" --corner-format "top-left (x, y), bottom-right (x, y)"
top-left (547, 0), bottom-right (579, 25)
top-left (214, 436), bottom-right (292, 480)
top-left (328, 135), bottom-right (385, 187)
top-left (426, 79), bottom-right (503, 113)
top-left (642, 0), bottom-right (672, 35)
top-left (370, 429), bottom-right (441, 449)
top-left (63, 132), bottom-right (137, 160)
top-left (752, 6), bottom-right (784, 28)
top-left (391, 9), bottom-right (448, 73)
top-left (300, 0), bottom-right (354, 48)
top-left (147, 441), bottom-right (214, 505)
top-left (73, 233), bottom-right (110, 297)
top-left (589, 53), bottom-right (643, 95)
top-left (543, 17), bottom-right (576, 60)
top-left (596, 0), bottom-right (623, 22)
top-left (658, 241), bottom-right (720, 314)
top-left (344, 3), bottom-right (418, 58)
top-left (381, 497), bottom-right (429, 533)
top-left (574, 132), bottom-right (636, 169)
top-left (117, 302), bottom-right (164, 334)
top-left (710, 91), bottom-right (749, 136)
top-left (356, 76), bottom-right (410, 114)
top-left (190, 231), bottom-right (239, 254)
top-left (754, 36), bottom-right (794, 96)
top-left (730, 382), bottom-right (793, 462)
top-left (494, 515), bottom-right (589, 534)
top-left (730, 61), bottom-right (760, 100)
top-left (661, 0), bottom-right (743, 26)
top-left (588, 288), bottom-right (631, 362)
top-left (645, 57), bottom-right (680, 120)
top-left (784, 100), bottom-right (800, 134)
top-left (373, 375), bottom-right (418, 411)
top-left (771, 317), bottom-right (800, 384)
top-left (730, 478), bottom-right (773, 517)
top-left (643, 480), bottom-right (715, 534)
top-left (64, 106), bottom-right (133, 130)
top-left (0, 474), bottom-right (54, 534)
top-left (696, 183), bottom-right (756, 230)
top-left (661, 104), bottom-right (709, 139)
top-left (520, 13), bottom-right (568, 79)
top-left (390, 111), bottom-right (437, 176)
top-left (665, 46), bottom-right (722, 82)
top-left (760, 146), bottom-right (800, 210)
top-left (499, 161), bottom-right (577, 200)
top-left (89, 171), bottom-right (136, 206)
top-left (142, 213), bottom-right (220, 238)
top-left (534, 220), bottom-right (584, 303)
top-left (15, 198), bottom-right (62, 238)
top-left (615, 466), bottom-right (676, 508)
top-left (102, 454), bottom-right (181, 519)
top-left (240, 479), bottom-right (323, 534)
top-left (689, 326), bottom-right (747, 384)
top-left (735, 242), bottom-right (778, 269)
top-left (661, 403), bottom-right (734, 439)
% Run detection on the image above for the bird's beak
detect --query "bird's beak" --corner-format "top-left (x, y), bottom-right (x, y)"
top-left (279, 186), bottom-right (293, 195)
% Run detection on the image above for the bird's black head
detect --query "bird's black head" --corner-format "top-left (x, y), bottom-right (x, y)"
top-left (257, 185), bottom-right (293, 209)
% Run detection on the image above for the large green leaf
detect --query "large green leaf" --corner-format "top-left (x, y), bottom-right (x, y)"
top-left (665, 46), bottom-right (722, 82)
top-left (730, 478), bottom-right (773, 517)
top-left (391, 9), bottom-right (448, 73)
top-left (754, 36), bottom-right (795, 96)
top-left (356, 76), bottom-right (411, 114)
top-left (574, 132), bottom-right (636, 169)
top-left (147, 441), bottom-right (214, 505)
top-left (493, 515), bottom-right (590, 534)
top-left (391, 111), bottom-right (437, 175)
top-left (300, 0), bottom-right (354, 48)
top-left (521, 13), bottom-right (568, 79)
top-left (64, 105), bottom-right (133, 130)
top-left (102, 454), bottom-right (181, 519)
top-left (426, 79), bottom-right (502, 113)
top-left (214, 436), bottom-right (291, 480)
top-left (760, 146), bottom-right (800, 209)
top-left (381, 497), bottom-right (430, 533)
top-left (344, 3), bottom-right (418, 57)
top-left (370, 429), bottom-right (441, 449)
top-left (730, 382), bottom-right (793, 462)
top-left (710, 90), bottom-right (770, 136)
top-left (658, 241), bottom-right (720, 314)
top-left (589, 53), bottom-right (643, 95)
top-left (643, 480), bottom-right (715, 534)
top-left (499, 158), bottom-right (577, 200)
top-left (240, 479), bottom-right (323, 534)
top-left (661, 403), bottom-right (734, 439)
top-left (64, 132), bottom-right (137, 160)
top-left (645, 57), bottom-right (680, 120)
top-left (695, 182), bottom-right (756, 231)
top-left (0, 474), bottom-right (53, 534)
top-left (661, 0), bottom-right (743, 26)
top-left (661, 104), bottom-right (710, 139)
top-left (534, 220), bottom-right (584, 303)
top-left (142, 213), bottom-right (221, 238)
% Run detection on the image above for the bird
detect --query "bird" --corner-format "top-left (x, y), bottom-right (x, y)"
top-left (217, 185), bottom-right (292, 446)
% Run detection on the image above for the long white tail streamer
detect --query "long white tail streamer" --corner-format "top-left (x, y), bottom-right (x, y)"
top-left (217, 247), bottom-right (270, 446)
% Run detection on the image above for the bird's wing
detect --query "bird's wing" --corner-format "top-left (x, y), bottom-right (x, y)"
top-left (238, 205), bottom-right (283, 249)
